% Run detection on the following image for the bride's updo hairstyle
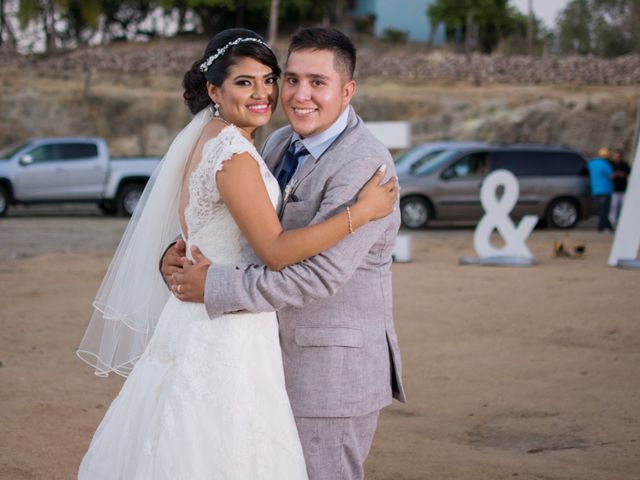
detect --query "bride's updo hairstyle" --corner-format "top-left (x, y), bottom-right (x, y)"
top-left (183, 28), bottom-right (280, 115)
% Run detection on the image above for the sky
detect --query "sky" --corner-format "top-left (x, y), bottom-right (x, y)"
top-left (511, 0), bottom-right (571, 28)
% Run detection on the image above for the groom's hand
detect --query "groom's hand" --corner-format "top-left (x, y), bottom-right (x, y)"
top-left (172, 246), bottom-right (212, 303)
top-left (161, 239), bottom-right (187, 288)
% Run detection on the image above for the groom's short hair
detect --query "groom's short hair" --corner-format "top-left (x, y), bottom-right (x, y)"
top-left (287, 27), bottom-right (356, 81)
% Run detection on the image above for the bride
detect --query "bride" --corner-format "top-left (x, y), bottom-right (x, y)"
top-left (76, 28), bottom-right (397, 479)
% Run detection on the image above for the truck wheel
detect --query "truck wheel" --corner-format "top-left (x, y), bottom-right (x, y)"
top-left (98, 201), bottom-right (118, 216)
top-left (400, 196), bottom-right (432, 229)
top-left (546, 198), bottom-right (579, 229)
top-left (116, 183), bottom-right (145, 217)
top-left (0, 186), bottom-right (9, 216)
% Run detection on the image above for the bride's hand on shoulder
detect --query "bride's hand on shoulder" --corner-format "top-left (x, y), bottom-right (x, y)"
top-left (353, 165), bottom-right (399, 223)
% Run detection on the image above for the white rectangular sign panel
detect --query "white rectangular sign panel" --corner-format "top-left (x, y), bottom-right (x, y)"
top-left (364, 122), bottom-right (411, 149)
top-left (608, 136), bottom-right (640, 266)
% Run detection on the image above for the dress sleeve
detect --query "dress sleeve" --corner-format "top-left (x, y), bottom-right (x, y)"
top-left (200, 127), bottom-right (264, 203)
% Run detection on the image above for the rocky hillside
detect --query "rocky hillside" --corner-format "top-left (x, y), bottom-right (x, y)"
top-left (1, 40), bottom-right (638, 159)
top-left (361, 83), bottom-right (639, 158)
top-left (2, 39), bottom-right (640, 85)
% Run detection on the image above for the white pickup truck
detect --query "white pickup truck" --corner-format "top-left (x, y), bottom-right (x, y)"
top-left (0, 137), bottom-right (161, 216)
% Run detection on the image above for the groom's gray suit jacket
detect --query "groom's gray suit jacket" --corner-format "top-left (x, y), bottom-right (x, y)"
top-left (204, 107), bottom-right (406, 418)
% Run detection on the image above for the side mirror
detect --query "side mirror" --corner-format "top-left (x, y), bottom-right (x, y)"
top-left (19, 154), bottom-right (34, 166)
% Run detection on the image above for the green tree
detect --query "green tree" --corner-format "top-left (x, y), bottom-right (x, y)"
top-left (157, 0), bottom-right (190, 33)
top-left (18, 0), bottom-right (60, 52)
top-left (172, 0), bottom-right (266, 36)
top-left (172, 0), bottom-right (334, 38)
top-left (1, 0), bottom-right (19, 49)
top-left (18, 0), bottom-right (107, 51)
top-left (260, 0), bottom-right (344, 37)
top-left (100, 0), bottom-right (152, 41)
top-left (593, 0), bottom-right (640, 56)
top-left (557, 0), bottom-right (592, 54)
top-left (8, 0), bottom-right (352, 53)
top-left (63, 0), bottom-right (103, 44)
top-left (427, 0), bottom-right (521, 53)
top-left (556, 0), bottom-right (640, 56)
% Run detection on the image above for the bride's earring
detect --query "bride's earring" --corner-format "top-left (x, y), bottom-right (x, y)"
top-left (210, 103), bottom-right (220, 117)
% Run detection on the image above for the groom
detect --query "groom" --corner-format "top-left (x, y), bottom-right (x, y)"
top-left (163, 27), bottom-right (405, 480)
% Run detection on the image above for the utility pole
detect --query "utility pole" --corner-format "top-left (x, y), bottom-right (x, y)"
top-left (42, 0), bottom-right (57, 53)
top-left (0, 0), bottom-right (4, 47)
top-left (268, 0), bottom-right (279, 44)
top-left (465, 9), bottom-right (476, 54)
top-left (527, 0), bottom-right (534, 53)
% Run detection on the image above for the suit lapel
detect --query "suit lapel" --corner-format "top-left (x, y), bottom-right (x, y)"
top-left (289, 151), bottom-right (319, 189)
top-left (276, 108), bottom-right (361, 216)
top-left (265, 133), bottom-right (293, 174)
top-left (286, 108), bottom-right (360, 193)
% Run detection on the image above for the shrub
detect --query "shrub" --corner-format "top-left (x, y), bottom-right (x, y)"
top-left (382, 28), bottom-right (408, 44)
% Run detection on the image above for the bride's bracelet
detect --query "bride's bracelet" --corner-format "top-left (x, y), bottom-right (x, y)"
top-left (346, 207), bottom-right (354, 234)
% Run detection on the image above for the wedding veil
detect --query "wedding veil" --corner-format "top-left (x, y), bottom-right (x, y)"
top-left (77, 107), bottom-right (212, 377)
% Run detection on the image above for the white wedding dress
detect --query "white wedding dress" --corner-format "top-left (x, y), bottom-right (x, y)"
top-left (78, 125), bottom-right (309, 479)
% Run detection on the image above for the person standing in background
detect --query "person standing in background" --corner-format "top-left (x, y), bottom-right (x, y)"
top-left (588, 147), bottom-right (614, 232)
top-left (608, 148), bottom-right (631, 228)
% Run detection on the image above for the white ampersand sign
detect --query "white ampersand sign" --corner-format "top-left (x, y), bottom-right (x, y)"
top-left (474, 169), bottom-right (538, 259)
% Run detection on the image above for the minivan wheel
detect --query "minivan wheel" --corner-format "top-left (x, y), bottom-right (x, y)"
top-left (0, 186), bottom-right (8, 216)
top-left (546, 198), bottom-right (579, 229)
top-left (116, 183), bottom-right (145, 217)
top-left (400, 196), bottom-right (431, 229)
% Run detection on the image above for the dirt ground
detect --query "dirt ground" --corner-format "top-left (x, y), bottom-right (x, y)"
top-left (0, 210), bottom-right (638, 480)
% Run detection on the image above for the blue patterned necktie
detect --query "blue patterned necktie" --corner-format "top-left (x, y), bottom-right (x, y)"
top-left (277, 141), bottom-right (308, 193)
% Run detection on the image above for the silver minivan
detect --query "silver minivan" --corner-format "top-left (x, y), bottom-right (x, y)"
top-left (398, 145), bottom-right (593, 229)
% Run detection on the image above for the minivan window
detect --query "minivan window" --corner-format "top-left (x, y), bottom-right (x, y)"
top-left (490, 151), bottom-right (540, 176)
top-left (447, 152), bottom-right (489, 178)
top-left (540, 152), bottom-right (587, 176)
top-left (411, 150), bottom-right (458, 176)
top-left (491, 150), bottom-right (588, 176)
top-left (409, 150), bottom-right (445, 174)
top-left (395, 147), bottom-right (423, 165)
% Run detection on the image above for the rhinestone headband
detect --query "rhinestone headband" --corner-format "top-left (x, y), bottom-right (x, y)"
top-left (199, 37), bottom-right (271, 73)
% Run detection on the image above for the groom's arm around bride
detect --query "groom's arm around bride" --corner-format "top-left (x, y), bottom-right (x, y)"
top-left (205, 109), bottom-right (406, 473)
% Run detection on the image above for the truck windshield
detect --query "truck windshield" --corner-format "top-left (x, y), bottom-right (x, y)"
top-left (0, 141), bottom-right (32, 159)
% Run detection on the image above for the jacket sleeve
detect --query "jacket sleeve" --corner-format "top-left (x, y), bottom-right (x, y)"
top-left (203, 155), bottom-right (399, 319)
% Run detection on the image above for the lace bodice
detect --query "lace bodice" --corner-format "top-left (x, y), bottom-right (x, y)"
top-left (183, 125), bottom-right (281, 265)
